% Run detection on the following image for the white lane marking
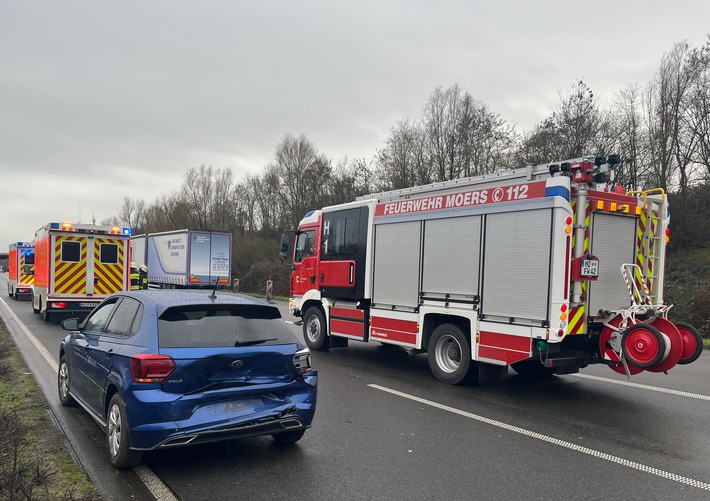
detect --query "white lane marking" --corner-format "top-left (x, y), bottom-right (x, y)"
top-left (134, 465), bottom-right (179, 501)
top-left (0, 298), bottom-right (177, 501)
top-left (369, 383), bottom-right (710, 492)
top-left (570, 373), bottom-right (710, 401)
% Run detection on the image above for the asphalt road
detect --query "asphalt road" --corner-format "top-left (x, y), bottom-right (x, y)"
top-left (2, 273), bottom-right (710, 501)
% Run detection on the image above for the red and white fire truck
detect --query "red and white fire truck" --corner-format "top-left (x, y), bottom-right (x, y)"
top-left (33, 222), bottom-right (132, 322)
top-left (280, 156), bottom-right (703, 383)
top-left (7, 242), bottom-right (35, 300)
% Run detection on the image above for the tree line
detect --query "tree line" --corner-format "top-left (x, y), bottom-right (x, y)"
top-left (104, 36), bottom-right (710, 298)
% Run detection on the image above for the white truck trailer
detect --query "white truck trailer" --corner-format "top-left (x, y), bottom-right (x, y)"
top-left (131, 230), bottom-right (232, 288)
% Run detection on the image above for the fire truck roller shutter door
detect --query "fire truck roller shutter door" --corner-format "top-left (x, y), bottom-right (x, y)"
top-left (589, 213), bottom-right (636, 316)
top-left (372, 221), bottom-right (421, 308)
top-left (481, 209), bottom-right (552, 322)
top-left (423, 215), bottom-right (482, 296)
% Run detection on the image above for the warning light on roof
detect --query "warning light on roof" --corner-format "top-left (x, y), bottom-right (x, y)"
top-left (62, 223), bottom-right (73, 231)
top-left (122, 227), bottom-right (132, 236)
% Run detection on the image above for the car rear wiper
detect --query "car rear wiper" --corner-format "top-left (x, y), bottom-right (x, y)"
top-left (234, 338), bottom-right (277, 347)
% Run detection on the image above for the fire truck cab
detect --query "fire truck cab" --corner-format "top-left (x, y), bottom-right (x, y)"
top-left (281, 156), bottom-right (703, 383)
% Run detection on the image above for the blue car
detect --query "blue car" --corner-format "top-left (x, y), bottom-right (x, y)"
top-left (58, 290), bottom-right (317, 468)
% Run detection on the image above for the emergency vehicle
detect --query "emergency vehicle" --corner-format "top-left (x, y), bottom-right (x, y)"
top-left (7, 242), bottom-right (35, 300)
top-left (32, 222), bottom-right (132, 322)
top-left (280, 155), bottom-right (703, 383)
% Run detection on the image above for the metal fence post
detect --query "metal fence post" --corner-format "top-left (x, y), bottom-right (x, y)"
top-left (266, 279), bottom-right (273, 302)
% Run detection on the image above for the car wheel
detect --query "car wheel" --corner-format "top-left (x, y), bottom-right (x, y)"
top-left (106, 394), bottom-right (143, 468)
top-left (427, 324), bottom-right (478, 385)
top-left (303, 307), bottom-right (330, 351)
top-left (272, 429), bottom-right (306, 444)
top-left (57, 356), bottom-right (77, 407)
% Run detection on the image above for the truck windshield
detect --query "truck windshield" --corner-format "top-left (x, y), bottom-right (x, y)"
top-left (295, 230), bottom-right (315, 262)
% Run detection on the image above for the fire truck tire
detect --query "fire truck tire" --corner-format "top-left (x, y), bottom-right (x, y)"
top-left (621, 324), bottom-right (665, 368)
top-left (510, 360), bottom-right (556, 378)
top-left (303, 307), bottom-right (330, 351)
top-left (427, 324), bottom-right (478, 385)
top-left (43, 305), bottom-right (52, 323)
top-left (674, 322), bottom-right (703, 365)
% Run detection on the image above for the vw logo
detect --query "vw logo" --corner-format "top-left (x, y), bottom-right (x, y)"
top-left (230, 360), bottom-right (243, 370)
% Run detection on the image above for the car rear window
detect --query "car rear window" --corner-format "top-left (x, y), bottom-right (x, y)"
top-left (158, 305), bottom-right (297, 348)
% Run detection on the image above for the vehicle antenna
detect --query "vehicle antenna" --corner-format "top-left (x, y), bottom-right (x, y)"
top-left (208, 279), bottom-right (219, 299)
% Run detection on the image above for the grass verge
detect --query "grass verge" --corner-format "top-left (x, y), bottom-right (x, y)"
top-left (0, 320), bottom-right (100, 501)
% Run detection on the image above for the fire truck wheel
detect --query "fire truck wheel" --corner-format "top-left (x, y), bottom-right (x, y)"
top-left (43, 306), bottom-right (52, 323)
top-left (303, 307), bottom-right (330, 351)
top-left (621, 324), bottom-right (666, 368)
top-left (427, 324), bottom-right (477, 385)
top-left (510, 360), bottom-right (556, 378)
top-left (674, 322), bottom-right (703, 365)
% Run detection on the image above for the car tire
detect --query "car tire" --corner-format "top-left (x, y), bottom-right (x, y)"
top-left (272, 429), bottom-right (306, 444)
top-left (303, 307), bottom-right (330, 351)
top-left (107, 394), bottom-right (143, 468)
top-left (57, 356), bottom-right (77, 407)
top-left (427, 324), bottom-right (478, 385)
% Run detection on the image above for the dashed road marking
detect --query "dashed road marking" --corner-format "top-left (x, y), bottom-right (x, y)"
top-left (369, 383), bottom-right (710, 492)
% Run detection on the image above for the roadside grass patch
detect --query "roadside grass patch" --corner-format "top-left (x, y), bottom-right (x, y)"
top-left (0, 322), bottom-right (100, 501)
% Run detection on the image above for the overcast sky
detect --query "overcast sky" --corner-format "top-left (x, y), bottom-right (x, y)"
top-left (1, 1), bottom-right (708, 251)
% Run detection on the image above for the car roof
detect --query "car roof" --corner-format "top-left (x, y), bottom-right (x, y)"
top-left (113, 290), bottom-right (276, 311)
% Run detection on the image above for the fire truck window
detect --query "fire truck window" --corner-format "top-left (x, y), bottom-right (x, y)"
top-left (24, 253), bottom-right (35, 265)
top-left (330, 216), bottom-right (358, 259)
top-left (61, 241), bottom-right (81, 262)
top-left (322, 209), bottom-right (362, 261)
top-left (100, 243), bottom-right (119, 264)
top-left (343, 217), bottom-right (358, 258)
top-left (295, 231), bottom-right (315, 263)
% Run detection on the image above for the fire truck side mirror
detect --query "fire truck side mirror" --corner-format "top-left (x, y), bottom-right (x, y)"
top-left (279, 233), bottom-right (292, 265)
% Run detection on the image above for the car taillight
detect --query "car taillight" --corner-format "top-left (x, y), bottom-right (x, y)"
top-left (293, 348), bottom-right (312, 375)
top-left (130, 354), bottom-right (175, 383)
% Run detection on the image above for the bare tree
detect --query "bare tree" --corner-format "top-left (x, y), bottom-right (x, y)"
top-left (612, 84), bottom-right (645, 190)
top-left (267, 134), bottom-right (333, 229)
top-left (517, 80), bottom-right (607, 166)
top-left (118, 197), bottom-right (147, 233)
top-left (374, 119), bottom-right (430, 190)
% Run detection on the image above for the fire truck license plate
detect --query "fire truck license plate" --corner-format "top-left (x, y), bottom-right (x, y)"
top-left (80, 302), bottom-right (99, 308)
top-left (581, 259), bottom-right (599, 277)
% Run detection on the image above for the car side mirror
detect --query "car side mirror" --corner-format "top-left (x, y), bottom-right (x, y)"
top-left (61, 318), bottom-right (80, 331)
